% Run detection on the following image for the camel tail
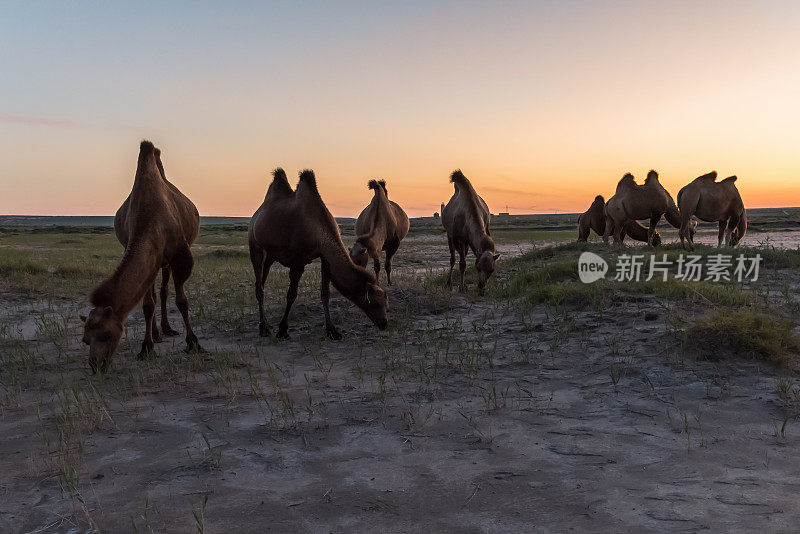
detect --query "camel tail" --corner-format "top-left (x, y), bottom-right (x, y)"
top-left (298, 169), bottom-right (318, 193)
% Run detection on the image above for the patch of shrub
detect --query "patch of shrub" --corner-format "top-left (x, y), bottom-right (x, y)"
top-left (685, 308), bottom-right (800, 367)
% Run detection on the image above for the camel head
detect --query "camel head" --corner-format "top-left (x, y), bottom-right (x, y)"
top-left (475, 250), bottom-right (501, 294)
top-left (349, 240), bottom-right (370, 268)
top-left (355, 281), bottom-right (389, 330)
top-left (80, 306), bottom-right (123, 373)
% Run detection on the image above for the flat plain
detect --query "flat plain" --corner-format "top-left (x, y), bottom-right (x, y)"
top-left (1, 212), bottom-right (800, 532)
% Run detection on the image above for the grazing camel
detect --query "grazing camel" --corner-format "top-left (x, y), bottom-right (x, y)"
top-left (442, 170), bottom-right (500, 294)
top-left (677, 171), bottom-right (746, 249)
top-left (248, 169), bottom-right (388, 340)
top-left (82, 141), bottom-right (201, 373)
top-left (349, 179), bottom-right (410, 285)
top-left (577, 195), bottom-right (662, 246)
top-left (113, 148), bottom-right (185, 340)
top-left (603, 170), bottom-right (696, 246)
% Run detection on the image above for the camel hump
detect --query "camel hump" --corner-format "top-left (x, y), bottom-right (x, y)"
top-left (368, 179), bottom-right (389, 199)
top-left (298, 169), bottom-right (318, 193)
top-left (270, 167), bottom-right (293, 195)
top-left (593, 195), bottom-right (605, 204)
top-left (645, 169), bottom-right (659, 183)
top-left (721, 175), bottom-right (737, 183)
top-left (139, 140), bottom-right (156, 155)
top-left (696, 171), bottom-right (718, 181)
top-left (272, 167), bottom-right (289, 183)
top-left (617, 173), bottom-right (636, 189)
top-left (450, 169), bottom-right (469, 186)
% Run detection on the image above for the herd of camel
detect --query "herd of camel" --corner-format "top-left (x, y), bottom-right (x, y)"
top-left (80, 141), bottom-right (746, 373)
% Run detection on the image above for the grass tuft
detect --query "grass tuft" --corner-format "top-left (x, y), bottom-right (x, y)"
top-left (685, 308), bottom-right (800, 367)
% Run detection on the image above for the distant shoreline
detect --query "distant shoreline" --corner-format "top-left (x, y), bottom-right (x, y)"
top-left (1, 207), bottom-right (799, 227)
top-left (2, 208), bottom-right (799, 235)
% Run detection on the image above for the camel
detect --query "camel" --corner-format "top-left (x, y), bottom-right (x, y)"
top-left (577, 195), bottom-right (662, 246)
top-left (82, 141), bottom-right (201, 373)
top-left (248, 169), bottom-right (388, 340)
top-left (677, 171), bottom-right (746, 249)
top-left (113, 148), bottom-right (185, 340)
top-left (349, 180), bottom-right (410, 285)
top-left (441, 170), bottom-right (499, 294)
top-left (603, 170), bottom-right (696, 246)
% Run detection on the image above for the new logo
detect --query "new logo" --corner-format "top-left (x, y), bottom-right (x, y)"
top-left (578, 251), bottom-right (608, 283)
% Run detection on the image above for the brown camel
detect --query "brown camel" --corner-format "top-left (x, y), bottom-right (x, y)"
top-left (82, 141), bottom-right (201, 373)
top-left (577, 195), bottom-right (662, 246)
top-left (677, 171), bottom-right (746, 249)
top-left (349, 180), bottom-right (410, 285)
top-left (603, 170), bottom-right (696, 246)
top-left (113, 148), bottom-right (185, 340)
top-left (248, 169), bottom-right (388, 340)
top-left (442, 170), bottom-right (499, 294)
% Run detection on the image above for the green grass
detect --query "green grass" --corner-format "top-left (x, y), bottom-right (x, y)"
top-left (685, 308), bottom-right (800, 367)
top-left (486, 242), bottom-right (754, 308)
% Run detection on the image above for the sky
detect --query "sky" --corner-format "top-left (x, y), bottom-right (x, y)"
top-left (1, 0), bottom-right (799, 217)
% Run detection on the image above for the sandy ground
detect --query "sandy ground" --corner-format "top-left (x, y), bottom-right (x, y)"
top-left (2, 234), bottom-right (800, 532)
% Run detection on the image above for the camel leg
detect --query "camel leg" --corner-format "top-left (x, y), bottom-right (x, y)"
top-left (603, 216), bottom-right (614, 245)
top-left (138, 282), bottom-right (157, 358)
top-left (384, 241), bottom-right (399, 286)
top-left (171, 249), bottom-right (202, 353)
top-left (457, 246), bottom-right (467, 292)
top-left (277, 266), bottom-right (304, 339)
top-left (718, 220), bottom-right (727, 247)
top-left (372, 256), bottom-right (381, 285)
top-left (679, 214), bottom-right (692, 250)
top-left (320, 259), bottom-right (342, 340)
top-left (725, 215), bottom-right (739, 247)
top-left (160, 265), bottom-right (180, 337)
top-left (445, 236), bottom-right (456, 287)
top-left (648, 215), bottom-right (661, 246)
top-left (250, 243), bottom-right (272, 337)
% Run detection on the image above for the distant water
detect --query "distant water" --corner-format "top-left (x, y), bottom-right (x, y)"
top-left (0, 215), bottom-right (251, 227)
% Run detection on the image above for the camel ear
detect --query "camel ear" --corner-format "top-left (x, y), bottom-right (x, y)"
top-left (79, 314), bottom-right (87, 323)
top-left (493, 253), bottom-right (501, 261)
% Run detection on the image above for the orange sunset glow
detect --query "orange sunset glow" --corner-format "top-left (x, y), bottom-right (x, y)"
top-left (2, 1), bottom-right (799, 217)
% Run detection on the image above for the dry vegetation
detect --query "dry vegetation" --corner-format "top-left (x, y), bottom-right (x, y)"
top-left (1, 222), bottom-right (800, 532)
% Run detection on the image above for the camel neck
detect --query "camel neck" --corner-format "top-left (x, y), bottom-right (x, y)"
top-left (94, 238), bottom-right (161, 319)
top-left (468, 226), bottom-right (494, 255)
top-left (319, 233), bottom-right (368, 301)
